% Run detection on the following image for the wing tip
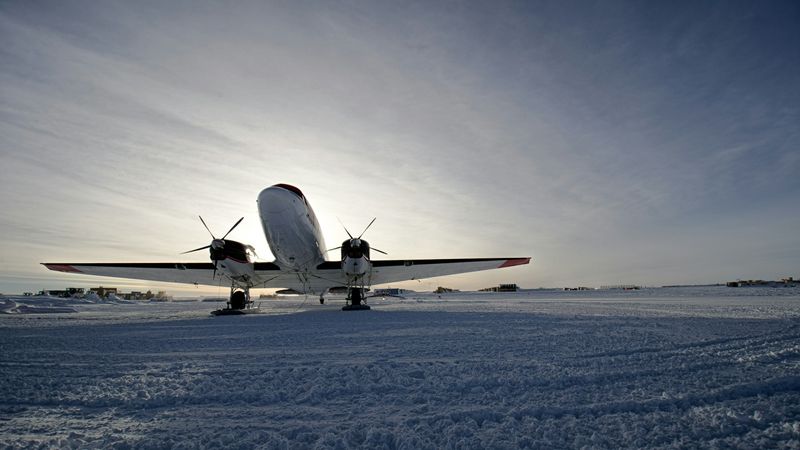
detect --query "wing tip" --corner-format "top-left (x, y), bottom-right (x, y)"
top-left (498, 257), bottom-right (531, 268)
top-left (42, 263), bottom-right (83, 273)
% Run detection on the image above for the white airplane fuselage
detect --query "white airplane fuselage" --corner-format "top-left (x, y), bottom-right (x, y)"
top-left (257, 184), bottom-right (327, 272)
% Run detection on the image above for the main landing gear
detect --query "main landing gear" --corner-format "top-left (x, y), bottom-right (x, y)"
top-left (342, 287), bottom-right (370, 311)
top-left (211, 286), bottom-right (259, 316)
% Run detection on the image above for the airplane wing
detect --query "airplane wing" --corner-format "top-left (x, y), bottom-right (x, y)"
top-left (315, 257), bottom-right (531, 286)
top-left (42, 262), bottom-right (280, 287)
top-left (42, 262), bottom-right (346, 293)
top-left (45, 262), bottom-right (226, 286)
top-left (43, 257), bottom-right (529, 293)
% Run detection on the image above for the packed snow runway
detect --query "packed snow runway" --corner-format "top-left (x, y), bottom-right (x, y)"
top-left (2, 288), bottom-right (800, 448)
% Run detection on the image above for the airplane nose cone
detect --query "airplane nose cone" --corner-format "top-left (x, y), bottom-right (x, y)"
top-left (258, 186), bottom-right (293, 213)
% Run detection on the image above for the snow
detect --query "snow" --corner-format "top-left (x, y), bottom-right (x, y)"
top-left (1, 287), bottom-right (800, 448)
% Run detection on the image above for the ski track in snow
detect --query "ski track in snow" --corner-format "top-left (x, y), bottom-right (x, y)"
top-left (1, 288), bottom-right (800, 449)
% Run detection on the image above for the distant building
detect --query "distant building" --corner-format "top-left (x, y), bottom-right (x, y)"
top-left (727, 277), bottom-right (799, 287)
top-left (479, 284), bottom-right (519, 292)
top-left (38, 287), bottom-right (85, 297)
top-left (434, 286), bottom-right (459, 294)
top-left (88, 286), bottom-right (118, 297)
top-left (373, 288), bottom-right (413, 297)
top-left (31, 287), bottom-right (172, 300)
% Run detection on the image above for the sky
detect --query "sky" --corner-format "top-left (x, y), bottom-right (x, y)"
top-left (1, 0), bottom-right (799, 295)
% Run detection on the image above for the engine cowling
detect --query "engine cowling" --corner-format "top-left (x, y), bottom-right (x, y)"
top-left (340, 238), bottom-right (371, 260)
top-left (210, 240), bottom-right (252, 263)
top-left (340, 238), bottom-right (371, 276)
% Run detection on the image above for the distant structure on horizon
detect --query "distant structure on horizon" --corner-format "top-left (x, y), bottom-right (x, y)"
top-left (36, 287), bottom-right (85, 297)
top-left (372, 288), bottom-right (414, 297)
top-left (727, 277), bottom-right (799, 288)
top-left (434, 286), bottom-right (459, 294)
top-left (34, 286), bottom-right (171, 300)
top-left (479, 283), bottom-right (519, 292)
top-left (600, 285), bottom-right (641, 290)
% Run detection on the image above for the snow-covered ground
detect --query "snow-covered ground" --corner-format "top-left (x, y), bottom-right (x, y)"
top-left (1, 287), bottom-right (799, 448)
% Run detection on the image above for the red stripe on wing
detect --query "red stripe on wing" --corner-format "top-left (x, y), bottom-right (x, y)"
top-left (498, 258), bottom-right (531, 268)
top-left (44, 264), bottom-right (83, 273)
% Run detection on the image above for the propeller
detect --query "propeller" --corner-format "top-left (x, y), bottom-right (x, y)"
top-left (181, 215), bottom-right (245, 278)
top-left (329, 217), bottom-right (388, 256)
top-left (337, 217), bottom-right (354, 239)
top-left (357, 218), bottom-right (376, 239)
top-left (221, 217), bottom-right (244, 240)
top-left (182, 244), bottom-right (211, 254)
top-left (324, 244), bottom-right (387, 255)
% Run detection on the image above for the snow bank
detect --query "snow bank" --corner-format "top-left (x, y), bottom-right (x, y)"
top-left (0, 297), bottom-right (78, 314)
top-left (1, 288), bottom-right (799, 448)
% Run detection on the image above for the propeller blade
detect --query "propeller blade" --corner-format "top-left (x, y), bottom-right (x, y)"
top-left (198, 216), bottom-right (215, 239)
top-left (371, 247), bottom-right (388, 255)
top-left (324, 246), bottom-right (342, 253)
top-left (357, 217), bottom-right (377, 239)
top-left (337, 217), bottom-right (353, 239)
top-left (213, 261), bottom-right (218, 279)
top-left (221, 217), bottom-right (244, 239)
top-left (181, 245), bottom-right (211, 254)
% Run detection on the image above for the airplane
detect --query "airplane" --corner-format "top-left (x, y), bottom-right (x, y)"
top-left (43, 184), bottom-right (531, 311)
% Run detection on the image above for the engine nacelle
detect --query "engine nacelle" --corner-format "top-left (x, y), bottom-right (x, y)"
top-left (210, 240), bottom-right (253, 263)
top-left (340, 238), bottom-right (371, 276)
top-left (340, 238), bottom-right (371, 260)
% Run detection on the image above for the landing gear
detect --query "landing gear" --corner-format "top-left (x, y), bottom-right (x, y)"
top-left (230, 290), bottom-right (247, 309)
top-left (211, 285), bottom-right (259, 316)
top-left (342, 287), bottom-right (370, 311)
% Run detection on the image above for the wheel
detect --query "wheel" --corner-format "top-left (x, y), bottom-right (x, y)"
top-left (230, 290), bottom-right (247, 309)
